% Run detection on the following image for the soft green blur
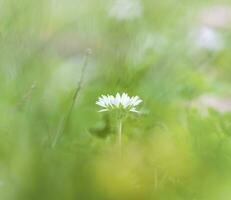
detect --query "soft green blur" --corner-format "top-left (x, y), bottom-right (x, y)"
top-left (1, 0), bottom-right (231, 199)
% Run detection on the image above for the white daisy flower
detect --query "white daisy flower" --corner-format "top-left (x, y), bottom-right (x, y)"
top-left (108, 0), bottom-right (143, 20)
top-left (96, 92), bottom-right (142, 113)
top-left (194, 26), bottom-right (224, 51)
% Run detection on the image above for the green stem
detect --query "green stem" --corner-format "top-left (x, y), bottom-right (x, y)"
top-left (117, 119), bottom-right (122, 149)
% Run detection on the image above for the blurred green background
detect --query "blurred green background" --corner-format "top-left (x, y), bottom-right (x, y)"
top-left (1, 0), bottom-right (231, 199)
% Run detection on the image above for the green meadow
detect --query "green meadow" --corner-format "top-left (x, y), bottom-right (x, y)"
top-left (1, 0), bottom-right (231, 199)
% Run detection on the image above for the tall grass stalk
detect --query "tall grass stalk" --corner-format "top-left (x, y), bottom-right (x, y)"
top-left (51, 50), bottom-right (91, 148)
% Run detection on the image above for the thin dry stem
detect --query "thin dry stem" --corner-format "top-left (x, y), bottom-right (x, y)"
top-left (52, 50), bottom-right (91, 148)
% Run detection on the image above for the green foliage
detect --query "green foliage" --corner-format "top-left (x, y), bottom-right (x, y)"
top-left (0, 0), bottom-right (231, 199)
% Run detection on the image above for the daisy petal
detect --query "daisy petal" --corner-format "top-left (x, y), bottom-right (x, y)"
top-left (99, 109), bottom-right (109, 112)
top-left (133, 99), bottom-right (142, 106)
top-left (130, 108), bottom-right (139, 113)
top-left (96, 101), bottom-right (106, 107)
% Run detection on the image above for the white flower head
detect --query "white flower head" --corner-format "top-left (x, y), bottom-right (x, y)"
top-left (96, 92), bottom-right (142, 113)
top-left (109, 0), bottom-right (143, 20)
top-left (194, 26), bottom-right (224, 51)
